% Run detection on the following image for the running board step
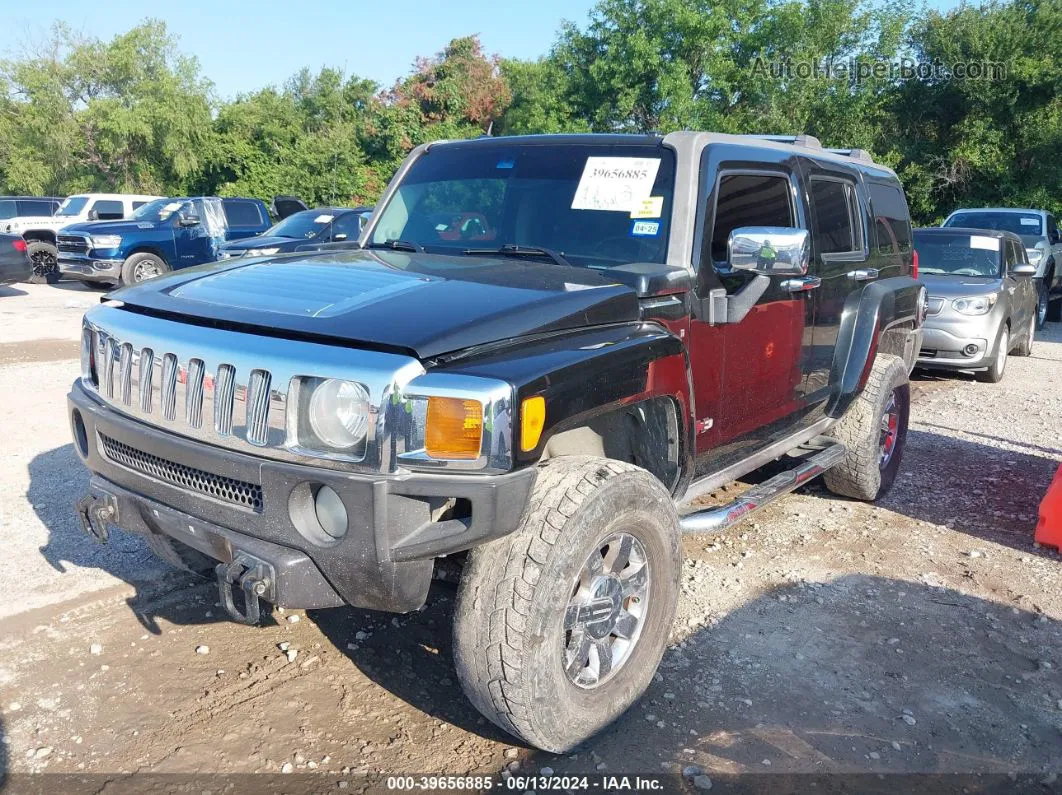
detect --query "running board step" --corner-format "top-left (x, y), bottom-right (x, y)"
top-left (679, 440), bottom-right (847, 534)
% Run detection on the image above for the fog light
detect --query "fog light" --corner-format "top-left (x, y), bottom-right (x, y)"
top-left (963, 344), bottom-right (978, 356)
top-left (314, 485), bottom-right (348, 539)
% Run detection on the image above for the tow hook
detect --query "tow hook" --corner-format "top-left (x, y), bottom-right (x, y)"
top-left (216, 553), bottom-right (276, 626)
top-left (74, 493), bottom-right (118, 544)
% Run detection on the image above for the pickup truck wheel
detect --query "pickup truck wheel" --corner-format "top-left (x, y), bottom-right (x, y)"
top-left (823, 354), bottom-right (909, 502)
top-left (1036, 281), bottom-right (1050, 329)
top-left (452, 457), bottom-right (681, 753)
top-left (976, 325), bottom-right (1009, 384)
top-left (27, 241), bottom-right (60, 284)
top-left (1048, 295), bottom-right (1062, 323)
top-left (121, 253), bottom-right (169, 286)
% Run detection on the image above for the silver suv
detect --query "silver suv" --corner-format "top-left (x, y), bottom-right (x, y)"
top-left (942, 207), bottom-right (1062, 326)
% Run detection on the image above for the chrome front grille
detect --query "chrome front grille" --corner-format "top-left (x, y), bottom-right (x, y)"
top-left (81, 304), bottom-right (427, 471)
top-left (58, 234), bottom-right (89, 255)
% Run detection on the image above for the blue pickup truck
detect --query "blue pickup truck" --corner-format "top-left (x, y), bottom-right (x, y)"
top-left (57, 196), bottom-right (301, 287)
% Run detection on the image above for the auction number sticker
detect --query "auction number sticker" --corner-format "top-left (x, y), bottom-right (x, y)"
top-left (969, 235), bottom-right (999, 251)
top-left (572, 157), bottom-right (661, 212)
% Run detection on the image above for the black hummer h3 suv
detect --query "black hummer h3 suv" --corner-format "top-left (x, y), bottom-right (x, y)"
top-left (69, 132), bottom-right (926, 752)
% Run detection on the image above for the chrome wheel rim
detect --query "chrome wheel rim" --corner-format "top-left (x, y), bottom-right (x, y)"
top-left (133, 260), bottom-right (162, 282)
top-left (1038, 289), bottom-right (1048, 326)
top-left (878, 392), bottom-right (900, 468)
top-left (563, 532), bottom-right (650, 689)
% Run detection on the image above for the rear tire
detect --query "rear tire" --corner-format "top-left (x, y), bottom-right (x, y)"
top-left (1048, 295), bottom-right (1062, 323)
top-left (976, 325), bottom-right (1009, 383)
top-left (27, 241), bottom-right (59, 284)
top-left (452, 457), bottom-right (681, 753)
top-left (824, 354), bottom-right (910, 502)
top-left (121, 253), bottom-right (170, 286)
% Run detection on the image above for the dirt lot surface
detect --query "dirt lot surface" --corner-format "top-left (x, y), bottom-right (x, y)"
top-left (1, 284), bottom-right (1060, 790)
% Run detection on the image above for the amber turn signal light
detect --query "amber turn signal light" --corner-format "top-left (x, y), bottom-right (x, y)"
top-left (425, 397), bottom-right (482, 459)
top-left (521, 396), bottom-right (546, 452)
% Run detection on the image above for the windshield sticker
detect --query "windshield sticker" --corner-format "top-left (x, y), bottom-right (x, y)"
top-left (1020, 217), bottom-right (1040, 226)
top-left (970, 235), bottom-right (1000, 251)
top-left (572, 157), bottom-right (661, 212)
top-left (631, 220), bottom-right (661, 237)
top-left (496, 159), bottom-right (516, 169)
top-left (314, 214), bottom-right (334, 223)
top-left (630, 196), bottom-right (664, 219)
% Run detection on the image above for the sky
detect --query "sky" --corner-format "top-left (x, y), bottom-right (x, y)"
top-left (7, 0), bottom-right (600, 99)
top-left (8, 0), bottom-right (961, 100)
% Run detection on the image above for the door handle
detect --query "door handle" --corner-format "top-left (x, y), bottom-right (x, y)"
top-left (781, 276), bottom-right (822, 293)
top-left (846, 268), bottom-right (879, 281)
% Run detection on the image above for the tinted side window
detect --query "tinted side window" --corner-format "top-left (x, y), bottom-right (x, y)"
top-left (710, 173), bottom-right (794, 263)
top-left (810, 178), bottom-right (861, 254)
top-left (92, 200), bottom-right (125, 220)
top-left (224, 200), bottom-right (264, 228)
top-left (0, 200), bottom-right (16, 220)
top-left (868, 182), bottom-right (912, 255)
top-left (133, 201), bottom-right (149, 211)
top-left (17, 200), bottom-right (54, 216)
top-left (1048, 214), bottom-right (1059, 242)
top-left (329, 212), bottom-right (362, 241)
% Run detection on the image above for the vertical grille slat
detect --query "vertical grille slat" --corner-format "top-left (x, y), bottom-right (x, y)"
top-left (101, 336), bottom-right (118, 399)
top-left (139, 348), bottom-right (154, 413)
top-left (161, 354), bottom-right (178, 421)
top-left (185, 359), bottom-right (205, 429)
top-left (245, 369), bottom-right (272, 446)
top-left (214, 364), bottom-right (236, 436)
top-left (119, 343), bottom-right (133, 406)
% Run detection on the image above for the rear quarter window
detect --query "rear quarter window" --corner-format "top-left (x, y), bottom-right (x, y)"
top-left (868, 181), bottom-right (912, 256)
top-left (224, 200), bottom-right (265, 228)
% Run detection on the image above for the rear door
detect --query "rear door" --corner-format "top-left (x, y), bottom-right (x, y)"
top-left (801, 162), bottom-right (870, 402)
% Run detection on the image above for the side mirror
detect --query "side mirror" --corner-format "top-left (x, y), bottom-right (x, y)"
top-left (727, 227), bottom-right (810, 276)
top-left (333, 233), bottom-right (348, 242)
top-left (178, 214), bottom-right (201, 227)
top-left (1013, 263), bottom-right (1037, 277)
top-left (88, 209), bottom-right (99, 221)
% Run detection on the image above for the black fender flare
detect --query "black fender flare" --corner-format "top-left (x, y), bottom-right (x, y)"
top-left (826, 276), bottom-right (924, 418)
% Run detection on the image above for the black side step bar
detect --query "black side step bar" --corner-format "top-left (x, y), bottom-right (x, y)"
top-left (679, 440), bottom-right (846, 534)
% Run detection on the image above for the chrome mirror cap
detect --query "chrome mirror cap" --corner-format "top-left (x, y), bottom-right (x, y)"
top-left (1012, 263), bottom-right (1037, 277)
top-left (727, 227), bottom-right (810, 276)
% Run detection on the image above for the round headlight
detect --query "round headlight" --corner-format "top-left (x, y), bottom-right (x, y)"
top-left (308, 379), bottom-right (371, 449)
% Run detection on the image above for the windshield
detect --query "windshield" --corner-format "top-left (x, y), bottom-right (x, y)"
top-left (371, 142), bottom-right (676, 267)
top-left (56, 196), bottom-right (89, 217)
top-left (914, 231), bottom-right (1002, 277)
top-left (265, 210), bottom-right (334, 239)
top-left (944, 211), bottom-right (1043, 236)
top-left (133, 199), bottom-right (192, 222)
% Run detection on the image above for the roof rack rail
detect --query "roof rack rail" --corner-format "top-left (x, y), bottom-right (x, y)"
top-left (747, 134), bottom-right (822, 149)
top-left (826, 147), bottom-right (875, 163)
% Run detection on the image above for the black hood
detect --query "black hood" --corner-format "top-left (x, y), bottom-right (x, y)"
top-left (110, 249), bottom-right (640, 359)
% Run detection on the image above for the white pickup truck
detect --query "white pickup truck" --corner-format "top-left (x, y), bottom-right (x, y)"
top-left (2, 193), bottom-right (161, 282)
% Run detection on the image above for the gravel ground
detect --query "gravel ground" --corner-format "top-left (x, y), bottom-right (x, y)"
top-left (0, 285), bottom-right (1059, 786)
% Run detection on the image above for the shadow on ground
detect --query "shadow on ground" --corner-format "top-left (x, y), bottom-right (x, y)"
top-left (0, 285), bottom-right (27, 297)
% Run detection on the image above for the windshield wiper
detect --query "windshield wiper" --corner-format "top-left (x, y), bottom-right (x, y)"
top-left (366, 239), bottom-right (423, 253)
top-left (463, 244), bottom-right (573, 269)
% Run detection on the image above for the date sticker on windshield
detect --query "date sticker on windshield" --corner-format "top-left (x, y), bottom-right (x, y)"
top-left (631, 220), bottom-right (661, 237)
top-left (630, 196), bottom-right (664, 219)
top-left (572, 157), bottom-right (661, 212)
top-left (1020, 217), bottom-right (1040, 226)
top-left (970, 235), bottom-right (999, 251)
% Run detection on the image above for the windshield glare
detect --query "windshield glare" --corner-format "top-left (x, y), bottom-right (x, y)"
top-left (133, 199), bottom-right (192, 222)
top-left (914, 232), bottom-right (1002, 277)
top-left (56, 196), bottom-right (89, 217)
top-left (371, 143), bottom-right (676, 267)
top-left (267, 210), bottom-right (333, 239)
top-left (945, 211), bottom-right (1043, 236)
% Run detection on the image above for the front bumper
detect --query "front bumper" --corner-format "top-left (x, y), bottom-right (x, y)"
top-left (68, 382), bottom-right (536, 613)
top-left (916, 306), bottom-right (1003, 370)
top-left (59, 254), bottom-right (123, 283)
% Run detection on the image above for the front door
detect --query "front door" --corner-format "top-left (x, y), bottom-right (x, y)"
top-left (689, 149), bottom-right (818, 470)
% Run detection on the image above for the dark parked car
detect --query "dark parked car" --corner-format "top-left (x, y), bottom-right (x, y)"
top-left (914, 227), bottom-right (1038, 382)
top-left (56, 196), bottom-right (289, 287)
top-left (0, 233), bottom-right (31, 286)
top-left (217, 206), bottom-right (373, 259)
top-left (70, 132), bottom-right (924, 753)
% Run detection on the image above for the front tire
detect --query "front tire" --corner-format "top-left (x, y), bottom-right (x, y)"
top-left (452, 457), bottom-right (681, 752)
top-left (824, 354), bottom-right (910, 501)
top-left (27, 240), bottom-right (59, 284)
top-left (976, 324), bottom-right (1009, 383)
top-left (121, 253), bottom-right (170, 286)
